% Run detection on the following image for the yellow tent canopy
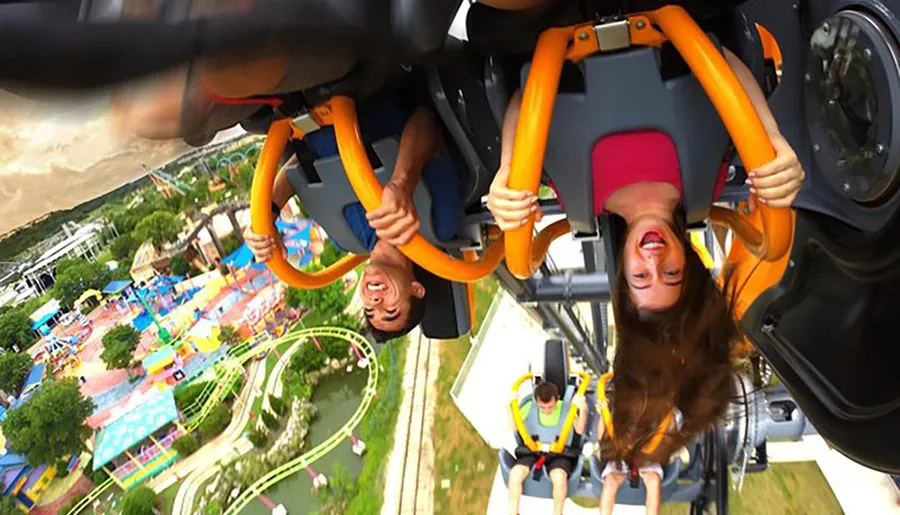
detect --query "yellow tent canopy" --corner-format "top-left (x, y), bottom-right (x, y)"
top-left (74, 289), bottom-right (103, 308)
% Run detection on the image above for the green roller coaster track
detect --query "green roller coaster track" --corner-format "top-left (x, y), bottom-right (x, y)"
top-left (65, 326), bottom-right (374, 515)
top-left (221, 327), bottom-right (377, 515)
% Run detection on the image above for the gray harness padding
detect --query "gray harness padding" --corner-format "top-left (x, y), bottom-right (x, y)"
top-left (521, 384), bottom-right (577, 448)
top-left (525, 39), bottom-right (730, 234)
top-left (285, 137), bottom-right (439, 255)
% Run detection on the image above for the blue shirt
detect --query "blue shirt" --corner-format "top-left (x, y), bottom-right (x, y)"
top-left (304, 97), bottom-right (463, 253)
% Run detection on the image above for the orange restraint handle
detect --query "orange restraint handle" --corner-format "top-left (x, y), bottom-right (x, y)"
top-left (330, 96), bottom-right (509, 283)
top-left (250, 118), bottom-right (367, 289)
top-left (504, 5), bottom-right (791, 279)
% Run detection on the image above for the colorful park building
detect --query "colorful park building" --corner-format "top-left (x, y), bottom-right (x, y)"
top-left (185, 318), bottom-right (223, 354)
top-left (0, 407), bottom-right (56, 512)
top-left (142, 347), bottom-right (187, 390)
top-left (92, 389), bottom-right (186, 490)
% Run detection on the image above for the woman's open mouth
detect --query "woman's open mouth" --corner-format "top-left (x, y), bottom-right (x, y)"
top-left (366, 282), bottom-right (386, 292)
top-left (640, 231), bottom-right (666, 250)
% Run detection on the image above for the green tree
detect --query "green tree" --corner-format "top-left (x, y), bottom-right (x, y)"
top-left (54, 457), bottom-right (71, 478)
top-left (204, 501), bottom-right (224, 515)
top-left (0, 496), bottom-right (19, 515)
top-left (285, 266), bottom-right (349, 318)
top-left (330, 313), bottom-right (361, 333)
top-left (174, 381), bottom-right (210, 412)
top-left (248, 427), bottom-right (268, 449)
top-left (287, 345), bottom-right (327, 376)
top-left (319, 240), bottom-right (346, 268)
top-left (54, 258), bottom-right (82, 276)
top-left (197, 404), bottom-right (232, 440)
top-left (268, 395), bottom-right (287, 417)
top-left (0, 352), bottom-right (34, 394)
top-left (120, 485), bottom-right (157, 515)
top-left (218, 325), bottom-right (242, 347)
top-left (220, 234), bottom-right (242, 257)
top-left (1, 378), bottom-right (95, 466)
top-left (173, 434), bottom-right (199, 456)
top-left (52, 259), bottom-right (110, 309)
top-left (100, 325), bottom-right (140, 370)
top-left (111, 234), bottom-right (138, 262)
top-left (135, 210), bottom-right (183, 248)
top-left (0, 310), bottom-right (34, 351)
top-left (168, 254), bottom-right (191, 276)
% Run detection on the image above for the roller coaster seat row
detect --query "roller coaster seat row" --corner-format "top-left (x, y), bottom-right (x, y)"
top-left (1, 0), bottom-right (898, 480)
top-left (501, 339), bottom-right (817, 512)
top-left (247, 0), bottom-right (900, 476)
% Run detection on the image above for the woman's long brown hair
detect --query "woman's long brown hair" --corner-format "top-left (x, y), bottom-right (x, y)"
top-left (601, 211), bottom-right (740, 466)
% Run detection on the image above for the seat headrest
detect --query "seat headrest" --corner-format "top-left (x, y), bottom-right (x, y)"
top-left (543, 339), bottom-right (569, 397)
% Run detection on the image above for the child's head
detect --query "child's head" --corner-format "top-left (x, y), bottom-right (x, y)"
top-left (534, 381), bottom-right (560, 415)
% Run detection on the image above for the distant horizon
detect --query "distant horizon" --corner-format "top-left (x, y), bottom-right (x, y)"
top-left (0, 103), bottom-right (247, 236)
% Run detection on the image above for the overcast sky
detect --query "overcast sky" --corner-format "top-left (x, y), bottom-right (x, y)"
top-left (0, 2), bottom-right (470, 237)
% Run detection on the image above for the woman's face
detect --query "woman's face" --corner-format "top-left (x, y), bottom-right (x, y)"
top-left (623, 215), bottom-right (686, 311)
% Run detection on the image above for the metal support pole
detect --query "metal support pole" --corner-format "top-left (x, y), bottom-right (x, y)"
top-left (522, 272), bottom-right (611, 304)
top-left (581, 240), bottom-right (609, 349)
top-left (493, 263), bottom-right (604, 373)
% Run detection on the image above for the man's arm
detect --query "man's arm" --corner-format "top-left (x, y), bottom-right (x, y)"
top-left (390, 105), bottom-right (443, 195)
top-left (572, 393), bottom-right (588, 435)
top-left (366, 105), bottom-right (444, 246)
top-left (272, 155), bottom-right (298, 209)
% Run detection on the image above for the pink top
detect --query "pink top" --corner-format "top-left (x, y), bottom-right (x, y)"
top-left (554, 130), bottom-right (727, 215)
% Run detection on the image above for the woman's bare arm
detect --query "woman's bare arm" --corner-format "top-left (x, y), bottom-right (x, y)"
top-left (723, 47), bottom-right (781, 137)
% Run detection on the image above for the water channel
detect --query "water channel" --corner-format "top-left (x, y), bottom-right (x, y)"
top-left (239, 367), bottom-right (367, 515)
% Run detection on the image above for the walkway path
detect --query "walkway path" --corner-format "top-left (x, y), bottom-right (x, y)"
top-left (149, 358), bottom-right (264, 494)
top-left (169, 336), bottom-right (308, 515)
top-left (381, 328), bottom-right (439, 515)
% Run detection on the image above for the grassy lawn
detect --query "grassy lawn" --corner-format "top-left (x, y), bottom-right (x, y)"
top-left (657, 462), bottom-right (843, 515)
top-left (433, 278), bottom-right (499, 515)
top-left (157, 481), bottom-right (181, 514)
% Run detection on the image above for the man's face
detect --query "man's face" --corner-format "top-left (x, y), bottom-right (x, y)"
top-left (536, 397), bottom-right (558, 415)
top-left (360, 261), bottom-right (424, 332)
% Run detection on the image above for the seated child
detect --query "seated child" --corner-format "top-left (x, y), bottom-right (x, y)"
top-left (507, 382), bottom-right (588, 515)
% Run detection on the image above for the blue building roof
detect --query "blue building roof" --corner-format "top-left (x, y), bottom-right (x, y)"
top-left (20, 363), bottom-right (45, 395)
top-left (29, 309), bottom-right (59, 331)
top-left (102, 280), bottom-right (133, 295)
